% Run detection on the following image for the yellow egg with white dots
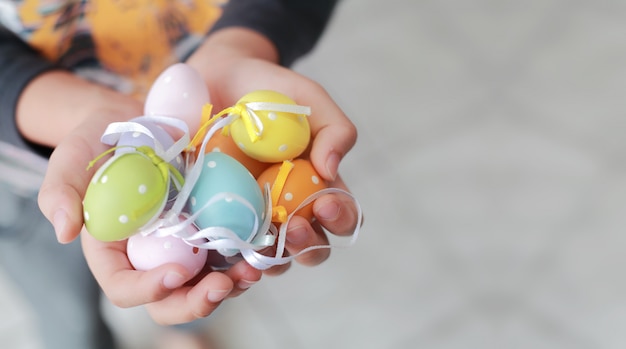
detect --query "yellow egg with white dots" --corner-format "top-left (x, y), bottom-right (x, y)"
top-left (229, 90), bottom-right (311, 163)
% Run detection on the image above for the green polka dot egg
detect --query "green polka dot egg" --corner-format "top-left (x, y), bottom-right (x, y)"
top-left (83, 146), bottom-right (180, 242)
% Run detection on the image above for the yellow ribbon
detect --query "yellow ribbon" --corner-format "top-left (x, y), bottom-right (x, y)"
top-left (270, 160), bottom-right (295, 223)
top-left (87, 145), bottom-right (184, 189)
top-left (189, 101), bottom-right (312, 151)
top-left (137, 146), bottom-right (185, 189)
top-left (187, 103), bottom-right (215, 152)
top-left (224, 103), bottom-right (264, 143)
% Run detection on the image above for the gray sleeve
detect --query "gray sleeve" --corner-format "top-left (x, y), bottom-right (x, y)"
top-left (210, 0), bottom-right (339, 66)
top-left (0, 25), bottom-right (59, 157)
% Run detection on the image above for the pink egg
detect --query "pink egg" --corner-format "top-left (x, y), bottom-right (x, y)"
top-left (127, 227), bottom-right (208, 277)
top-left (144, 63), bottom-right (210, 135)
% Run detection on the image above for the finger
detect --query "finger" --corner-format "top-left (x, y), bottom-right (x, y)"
top-left (145, 271), bottom-right (234, 325)
top-left (284, 215), bottom-right (331, 267)
top-left (144, 260), bottom-right (262, 325)
top-left (293, 81), bottom-right (357, 182)
top-left (257, 244), bottom-right (292, 277)
top-left (81, 231), bottom-right (193, 308)
top-left (313, 176), bottom-right (361, 237)
top-left (223, 260), bottom-right (263, 297)
top-left (263, 260), bottom-right (292, 277)
top-left (212, 65), bottom-right (357, 181)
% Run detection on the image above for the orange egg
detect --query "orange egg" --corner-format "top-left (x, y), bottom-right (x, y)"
top-left (257, 159), bottom-right (327, 223)
top-left (200, 131), bottom-right (271, 178)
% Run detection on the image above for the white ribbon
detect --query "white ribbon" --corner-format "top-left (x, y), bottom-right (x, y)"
top-left (239, 102), bottom-right (312, 138)
top-left (140, 188), bottom-right (277, 257)
top-left (145, 187), bottom-right (362, 271)
top-left (100, 115), bottom-right (190, 164)
top-left (237, 188), bottom-right (363, 270)
top-left (167, 115), bottom-right (235, 217)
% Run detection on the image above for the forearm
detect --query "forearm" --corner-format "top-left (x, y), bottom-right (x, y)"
top-left (15, 71), bottom-right (142, 148)
top-left (1, 24), bottom-right (141, 149)
top-left (16, 28), bottom-right (273, 149)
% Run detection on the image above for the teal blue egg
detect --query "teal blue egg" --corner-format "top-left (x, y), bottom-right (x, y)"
top-left (188, 152), bottom-right (265, 241)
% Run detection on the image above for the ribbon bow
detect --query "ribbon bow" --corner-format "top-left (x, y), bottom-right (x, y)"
top-left (193, 102), bottom-right (312, 145)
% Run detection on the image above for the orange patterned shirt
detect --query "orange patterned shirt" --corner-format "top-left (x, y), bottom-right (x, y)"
top-left (3, 0), bottom-right (224, 99)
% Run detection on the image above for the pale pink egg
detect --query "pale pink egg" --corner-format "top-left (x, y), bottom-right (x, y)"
top-left (144, 63), bottom-right (210, 135)
top-left (127, 230), bottom-right (207, 277)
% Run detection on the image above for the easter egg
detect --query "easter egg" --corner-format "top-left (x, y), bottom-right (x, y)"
top-left (144, 63), bottom-right (209, 135)
top-left (230, 90), bottom-right (310, 163)
top-left (127, 228), bottom-right (208, 277)
top-left (203, 131), bottom-right (271, 178)
top-left (83, 150), bottom-right (169, 241)
top-left (188, 152), bottom-right (265, 242)
top-left (257, 159), bottom-right (327, 222)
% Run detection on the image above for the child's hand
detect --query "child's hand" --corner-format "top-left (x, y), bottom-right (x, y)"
top-left (81, 232), bottom-right (261, 324)
top-left (187, 28), bottom-right (360, 275)
top-left (38, 106), bottom-right (261, 324)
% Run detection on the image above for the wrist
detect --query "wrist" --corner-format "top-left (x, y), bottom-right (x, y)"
top-left (189, 27), bottom-right (279, 67)
top-left (186, 27), bottom-right (279, 78)
top-left (185, 27), bottom-right (280, 109)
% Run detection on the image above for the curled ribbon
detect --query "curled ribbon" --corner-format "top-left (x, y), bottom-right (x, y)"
top-left (169, 115), bottom-right (235, 217)
top-left (241, 188), bottom-right (363, 270)
top-left (141, 190), bottom-right (277, 258)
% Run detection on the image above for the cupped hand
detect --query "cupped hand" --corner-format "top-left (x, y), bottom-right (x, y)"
top-left (38, 104), bottom-right (262, 324)
top-left (82, 232), bottom-right (261, 324)
top-left (187, 28), bottom-right (360, 276)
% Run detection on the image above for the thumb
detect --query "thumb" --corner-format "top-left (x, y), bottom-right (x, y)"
top-left (302, 86), bottom-right (357, 181)
top-left (38, 121), bottom-right (110, 243)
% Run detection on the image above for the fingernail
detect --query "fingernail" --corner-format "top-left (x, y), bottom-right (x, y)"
top-left (53, 209), bottom-right (67, 241)
top-left (207, 290), bottom-right (229, 303)
top-left (286, 225), bottom-right (308, 245)
top-left (238, 279), bottom-right (257, 290)
top-left (162, 272), bottom-right (186, 289)
top-left (325, 152), bottom-right (341, 181)
top-left (316, 200), bottom-right (340, 222)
